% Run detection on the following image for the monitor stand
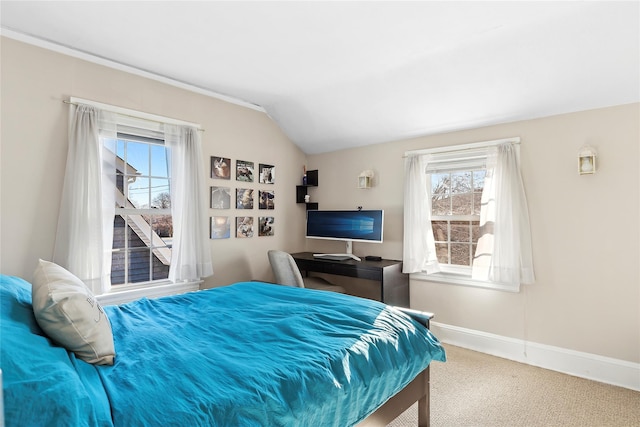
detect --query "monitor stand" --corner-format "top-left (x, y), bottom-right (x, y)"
top-left (313, 241), bottom-right (361, 261)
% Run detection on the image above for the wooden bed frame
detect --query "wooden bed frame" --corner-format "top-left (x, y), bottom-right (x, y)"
top-left (357, 367), bottom-right (430, 427)
top-left (357, 308), bottom-right (435, 427)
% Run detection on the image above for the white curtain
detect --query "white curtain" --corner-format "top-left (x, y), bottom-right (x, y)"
top-left (473, 143), bottom-right (535, 285)
top-left (165, 124), bottom-right (214, 281)
top-left (54, 104), bottom-right (117, 293)
top-left (402, 154), bottom-right (440, 274)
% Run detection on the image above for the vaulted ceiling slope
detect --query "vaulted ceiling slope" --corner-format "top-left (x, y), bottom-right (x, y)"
top-left (1, 1), bottom-right (638, 154)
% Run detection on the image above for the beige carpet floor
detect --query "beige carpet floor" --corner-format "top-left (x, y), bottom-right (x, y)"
top-left (388, 344), bottom-right (640, 427)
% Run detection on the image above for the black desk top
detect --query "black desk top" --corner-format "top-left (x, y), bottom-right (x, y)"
top-left (291, 252), bottom-right (402, 269)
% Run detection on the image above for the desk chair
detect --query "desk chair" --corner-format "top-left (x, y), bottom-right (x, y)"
top-left (267, 250), bottom-right (346, 293)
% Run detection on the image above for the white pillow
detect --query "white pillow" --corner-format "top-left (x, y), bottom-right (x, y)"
top-left (32, 259), bottom-right (115, 365)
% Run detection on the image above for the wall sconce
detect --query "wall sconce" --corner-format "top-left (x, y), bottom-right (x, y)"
top-left (358, 170), bottom-right (374, 189)
top-left (578, 146), bottom-right (597, 175)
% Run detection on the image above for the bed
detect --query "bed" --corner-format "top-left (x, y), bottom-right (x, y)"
top-left (1, 267), bottom-right (445, 427)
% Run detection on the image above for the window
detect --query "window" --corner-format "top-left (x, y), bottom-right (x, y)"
top-left (106, 130), bottom-right (173, 286)
top-left (431, 169), bottom-right (485, 271)
top-left (402, 138), bottom-right (535, 291)
top-left (424, 148), bottom-right (488, 277)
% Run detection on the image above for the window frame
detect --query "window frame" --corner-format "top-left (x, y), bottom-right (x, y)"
top-left (430, 167), bottom-right (485, 271)
top-left (110, 132), bottom-right (173, 287)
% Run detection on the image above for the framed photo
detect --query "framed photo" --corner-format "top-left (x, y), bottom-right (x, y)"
top-left (236, 216), bottom-right (254, 238)
top-left (210, 186), bottom-right (231, 209)
top-left (236, 160), bottom-right (254, 182)
top-left (259, 163), bottom-right (275, 184)
top-left (236, 188), bottom-right (254, 209)
top-left (210, 216), bottom-right (231, 239)
top-left (211, 156), bottom-right (231, 180)
top-left (259, 190), bottom-right (275, 210)
top-left (259, 217), bottom-right (274, 236)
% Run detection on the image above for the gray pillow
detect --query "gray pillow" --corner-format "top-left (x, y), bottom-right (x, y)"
top-left (32, 259), bottom-right (115, 365)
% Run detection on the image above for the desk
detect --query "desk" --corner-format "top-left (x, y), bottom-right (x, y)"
top-left (291, 252), bottom-right (409, 307)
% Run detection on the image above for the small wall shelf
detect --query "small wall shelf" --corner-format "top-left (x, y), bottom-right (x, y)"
top-left (296, 169), bottom-right (319, 210)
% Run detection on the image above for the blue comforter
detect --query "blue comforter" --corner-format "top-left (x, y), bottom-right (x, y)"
top-left (1, 276), bottom-right (445, 427)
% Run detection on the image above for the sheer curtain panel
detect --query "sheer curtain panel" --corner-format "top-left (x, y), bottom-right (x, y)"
top-left (165, 124), bottom-right (214, 281)
top-left (402, 154), bottom-right (440, 274)
top-left (54, 104), bottom-right (117, 294)
top-left (472, 143), bottom-right (535, 286)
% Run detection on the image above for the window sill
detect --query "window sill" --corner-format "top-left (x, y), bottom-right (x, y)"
top-left (411, 271), bottom-right (520, 293)
top-left (96, 280), bottom-right (202, 305)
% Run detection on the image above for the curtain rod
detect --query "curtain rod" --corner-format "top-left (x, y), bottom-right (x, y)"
top-left (63, 98), bottom-right (204, 132)
top-left (403, 137), bottom-right (520, 158)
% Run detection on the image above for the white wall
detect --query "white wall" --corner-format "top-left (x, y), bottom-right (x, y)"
top-left (0, 37), bottom-right (307, 288)
top-left (307, 104), bottom-right (640, 366)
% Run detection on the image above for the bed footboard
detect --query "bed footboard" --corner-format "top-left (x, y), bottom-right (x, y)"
top-left (357, 306), bottom-right (435, 427)
top-left (355, 366), bottom-right (430, 427)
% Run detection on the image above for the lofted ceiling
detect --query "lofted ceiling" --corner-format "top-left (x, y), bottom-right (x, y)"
top-left (1, 1), bottom-right (638, 154)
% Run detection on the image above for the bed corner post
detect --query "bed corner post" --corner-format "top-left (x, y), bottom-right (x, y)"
top-left (392, 306), bottom-right (434, 427)
top-left (419, 312), bottom-right (431, 427)
top-left (418, 366), bottom-right (431, 427)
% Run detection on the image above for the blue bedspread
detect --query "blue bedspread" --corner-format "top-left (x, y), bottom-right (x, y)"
top-left (2, 277), bottom-right (445, 427)
top-left (1, 275), bottom-right (112, 427)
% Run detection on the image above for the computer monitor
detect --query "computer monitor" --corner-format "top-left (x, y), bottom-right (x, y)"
top-left (305, 210), bottom-right (383, 261)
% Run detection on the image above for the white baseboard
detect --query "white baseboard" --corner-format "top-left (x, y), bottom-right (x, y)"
top-left (430, 321), bottom-right (640, 392)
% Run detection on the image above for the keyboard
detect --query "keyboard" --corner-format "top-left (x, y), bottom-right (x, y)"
top-left (313, 254), bottom-right (352, 261)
